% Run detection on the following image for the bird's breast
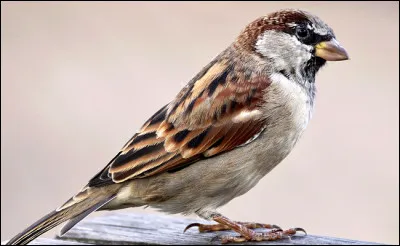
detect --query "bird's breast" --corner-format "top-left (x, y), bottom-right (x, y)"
top-left (263, 72), bottom-right (313, 132)
top-left (250, 72), bottom-right (313, 174)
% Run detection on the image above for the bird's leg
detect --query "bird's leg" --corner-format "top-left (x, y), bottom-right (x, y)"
top-left (185, 211), bottom-right (306, 243)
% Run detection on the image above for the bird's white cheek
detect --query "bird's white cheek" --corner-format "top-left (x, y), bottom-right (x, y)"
top-left (255, 31), bottom-right (313, 73)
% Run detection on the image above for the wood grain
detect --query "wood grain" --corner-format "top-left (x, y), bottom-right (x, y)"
top-left (3, 212), bottom-right (383, 245)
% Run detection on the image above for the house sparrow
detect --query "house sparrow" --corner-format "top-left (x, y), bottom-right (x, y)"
top-left (7, 9), bottom-right (348, 245)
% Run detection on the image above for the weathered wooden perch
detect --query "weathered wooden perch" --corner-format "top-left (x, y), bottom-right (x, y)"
top-left (3, 212), bottom-right (383, 245)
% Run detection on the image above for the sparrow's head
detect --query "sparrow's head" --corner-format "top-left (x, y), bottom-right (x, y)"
top-left (236, 9), bottom-right (349, 83)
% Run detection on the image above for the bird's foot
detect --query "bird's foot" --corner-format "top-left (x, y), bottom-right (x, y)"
top-left (184, 214), bottom-right (306, 244)
top-left (184, 221), bottom-right (280, 233)
top-left (219, 227), bottom-right (306, 244)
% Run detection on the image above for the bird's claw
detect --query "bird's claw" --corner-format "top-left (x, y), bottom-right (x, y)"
top-left (183, 223), bottom-right (201, 233)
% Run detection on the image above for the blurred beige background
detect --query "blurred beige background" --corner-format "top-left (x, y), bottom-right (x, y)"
top-left (1, 1), bottom-right (399, 244)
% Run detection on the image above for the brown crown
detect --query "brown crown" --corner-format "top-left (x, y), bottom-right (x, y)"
top-left (235, 10), bottom-right (309, 51)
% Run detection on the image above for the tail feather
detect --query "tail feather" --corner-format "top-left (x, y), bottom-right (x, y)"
top-left (59, 194), bottom-right (116, 236)
top-left (7, 209), bottom-right (71, 245)
top-left (6, 193), bottom-right (116, 245)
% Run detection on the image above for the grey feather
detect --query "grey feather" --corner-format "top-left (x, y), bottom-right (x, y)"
top-left (59, 194), bottom-right (117, 236)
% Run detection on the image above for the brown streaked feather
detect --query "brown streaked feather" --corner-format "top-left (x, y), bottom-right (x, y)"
top-left (87, 47), bottom-right (271, 185)
top-left (122, 132), bottom-right (164, 153)
top-left (110, 142), bottom-right (167, 173)
top-left (164, 128), bottom-right (206, 153)
top-left (112, 152), bottom-right (178, 181)
top-left (181, 126), bottom-right (228, 157)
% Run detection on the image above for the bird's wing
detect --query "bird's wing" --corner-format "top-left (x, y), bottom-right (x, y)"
top-left (88, 57), bottom-right (271, 186)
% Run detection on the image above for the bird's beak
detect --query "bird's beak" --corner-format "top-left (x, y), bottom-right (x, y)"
top-left (315, 38), bottom-right (349, 61)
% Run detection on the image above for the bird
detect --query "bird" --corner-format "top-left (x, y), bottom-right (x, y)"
top-left (6, 9), bottom-right (349, 245)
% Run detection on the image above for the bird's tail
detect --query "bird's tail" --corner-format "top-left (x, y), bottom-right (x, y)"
top-left (6, 187), bottom-right (118, 245)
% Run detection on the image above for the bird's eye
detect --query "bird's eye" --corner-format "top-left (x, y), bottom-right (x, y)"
top-left (295, 26), bottom-right (310, 40)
